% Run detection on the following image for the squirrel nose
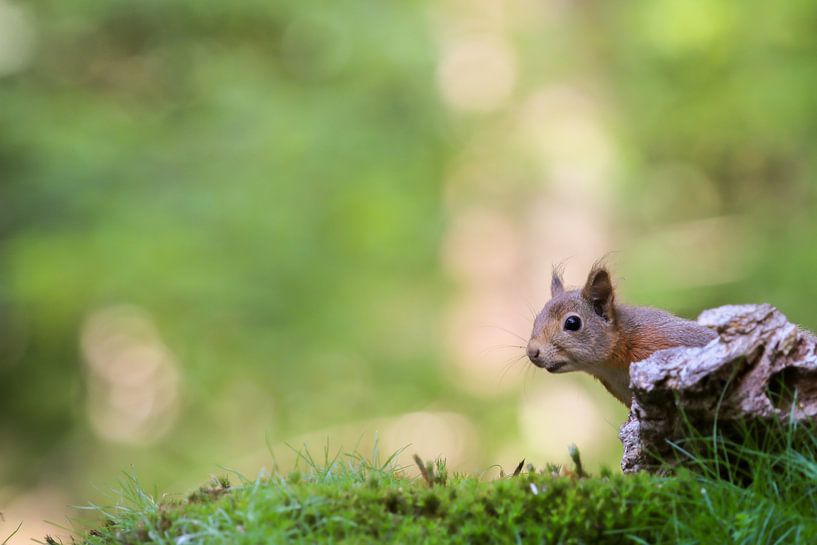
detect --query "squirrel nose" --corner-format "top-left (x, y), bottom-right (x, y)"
top-left (527, 343), bottom-right (541, 361)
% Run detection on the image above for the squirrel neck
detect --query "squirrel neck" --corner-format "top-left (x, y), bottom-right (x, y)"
top-left (613, 305), bottom-right (686, 365)
top-left (590, 304), bottom-right (717, 407)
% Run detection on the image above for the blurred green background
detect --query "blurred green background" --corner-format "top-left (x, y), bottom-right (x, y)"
top-left (2, 0), bottom-right (817, 540)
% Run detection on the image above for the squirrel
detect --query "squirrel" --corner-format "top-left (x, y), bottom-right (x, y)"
top-left (526, 262), bottom-right (717, 407)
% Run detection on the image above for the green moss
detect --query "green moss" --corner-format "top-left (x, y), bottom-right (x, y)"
top-left (69, 425), bottom-right (817, 545)
top-left (77, 469), bottom-right (669, 545)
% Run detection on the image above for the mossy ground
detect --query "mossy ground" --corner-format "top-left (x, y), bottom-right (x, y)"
top-left (39, 423), bottom-right (817, 545)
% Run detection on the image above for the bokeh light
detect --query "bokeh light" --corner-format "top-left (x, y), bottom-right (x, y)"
top-left (437, 34), bottom-right (517, 113)
top-left (0, 0), bottom-right (34, 77)
top-left (81, 305), bottom-right (180, 444)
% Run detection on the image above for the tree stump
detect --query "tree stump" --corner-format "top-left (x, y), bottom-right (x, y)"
top-left (619, 304), bottom-right (817, 473)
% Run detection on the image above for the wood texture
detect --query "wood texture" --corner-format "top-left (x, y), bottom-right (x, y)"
top-left (619, 304), bottom-right (817, 473)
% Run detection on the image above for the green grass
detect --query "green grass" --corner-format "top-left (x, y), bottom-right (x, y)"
top-left (53, 422), bottom-right (817, 545)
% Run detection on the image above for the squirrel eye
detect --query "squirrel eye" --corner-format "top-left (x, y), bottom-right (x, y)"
top-left (563, 315), bottom-right (582, 331)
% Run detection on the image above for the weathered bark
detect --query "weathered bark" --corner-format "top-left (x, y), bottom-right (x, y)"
top-left (619, 304), bottom-right (817, 473)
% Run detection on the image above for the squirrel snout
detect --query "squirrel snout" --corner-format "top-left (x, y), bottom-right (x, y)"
top-left (526, 341), bottom-right (543, 366)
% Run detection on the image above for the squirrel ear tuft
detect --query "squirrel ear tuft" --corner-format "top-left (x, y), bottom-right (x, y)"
top-left (581, 265), bottom-right (615, 320)
top-left (551, 264), bottom-right (565, 297)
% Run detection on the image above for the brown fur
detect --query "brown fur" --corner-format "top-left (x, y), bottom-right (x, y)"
top-left (527, 263), bottom-right (717, 407)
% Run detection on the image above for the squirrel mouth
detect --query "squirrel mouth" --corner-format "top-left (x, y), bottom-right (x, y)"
top-left (528, 353), bottom-right (571, 372)
top-left (543, 360), bottom-right (570, 373)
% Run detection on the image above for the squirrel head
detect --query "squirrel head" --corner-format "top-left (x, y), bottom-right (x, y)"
top-left (526, 263), bottom-right (618, 374)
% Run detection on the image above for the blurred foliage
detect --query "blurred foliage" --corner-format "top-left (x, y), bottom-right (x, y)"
top-left (602, 0), bottom-right (817, 319)
top-left (2, 0), bottom-right (817, 518)
top-left (0, 0), bottom-right (448, 487)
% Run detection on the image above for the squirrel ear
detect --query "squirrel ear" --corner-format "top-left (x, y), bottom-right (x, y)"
top-left (581, 265), bottom-right (615, 320)
top-left (551, 265), bottom-right (565, 297)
